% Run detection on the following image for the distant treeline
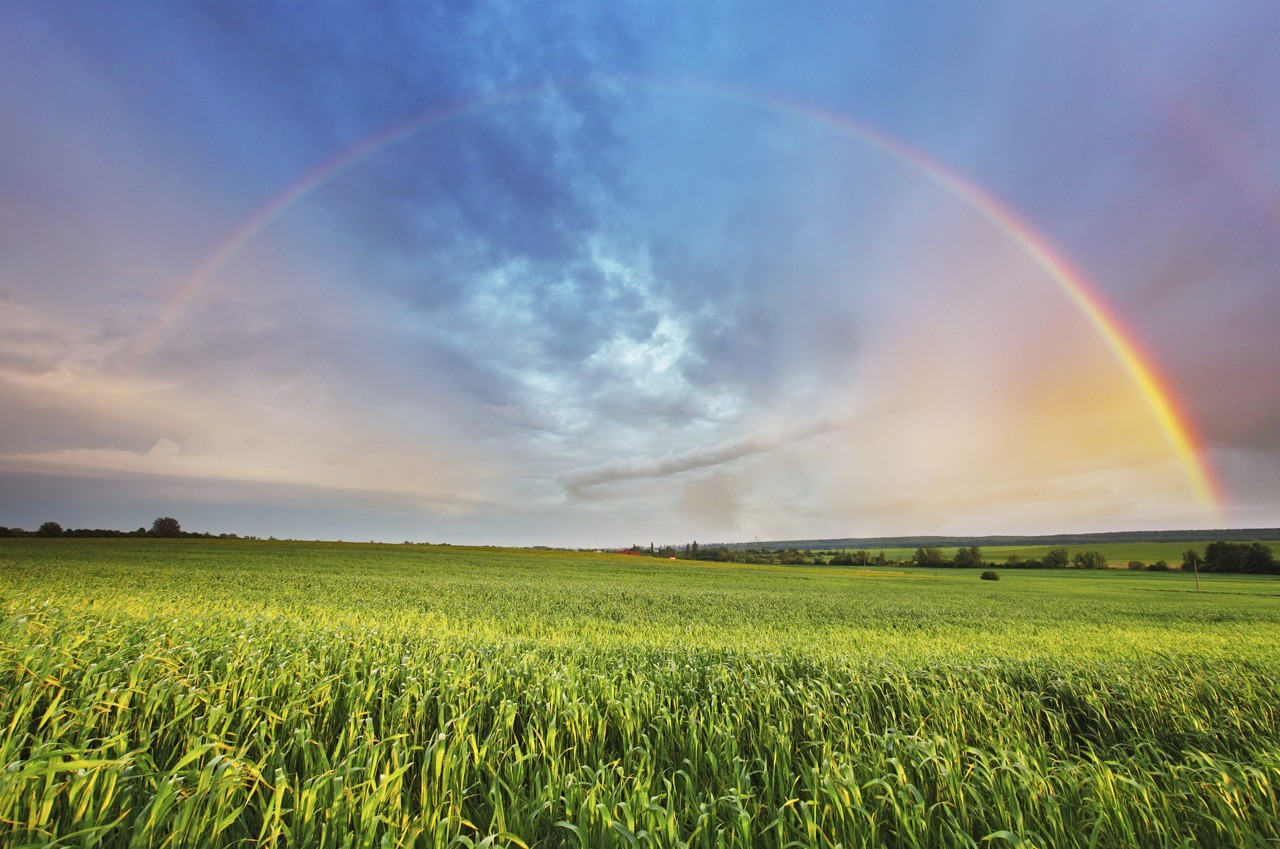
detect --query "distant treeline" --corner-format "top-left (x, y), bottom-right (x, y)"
top-left (625, 540), bottom-right (1276, 574)
top-left (0, 517), bottom-right (246, 540)
top-left (903, 544), bottom-right (1274, 574)
top-left (623, 542), bottom-right (857, 566)
top-left (720, 528), bottom-right (1280, 551)
top-left (1200, 541), bottom-right (1278, 574)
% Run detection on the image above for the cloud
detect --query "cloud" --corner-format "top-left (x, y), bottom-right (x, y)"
top-left (483, 404), bottom-right (526, 426)
top-left (146, 437), bottom-right (182, 459)
top-left (0, 301), bottom-right (499, 514)
top-left (0, 434), bottom-right (487, 512)
top-left (562, 414), bottom-right (851, 494)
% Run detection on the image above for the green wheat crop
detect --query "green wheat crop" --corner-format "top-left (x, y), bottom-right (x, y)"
top-left (2, 539), bottom-right (1278, 847)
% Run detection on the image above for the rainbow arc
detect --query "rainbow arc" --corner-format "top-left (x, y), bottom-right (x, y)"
top-left (123, 78), bottom-right (1224, 517)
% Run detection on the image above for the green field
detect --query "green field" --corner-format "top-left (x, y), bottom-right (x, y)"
top-left (3, 539), bottom-right (1279, 847)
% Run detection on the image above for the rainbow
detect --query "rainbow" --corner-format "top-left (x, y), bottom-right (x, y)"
top-left (124, 77), bottom-right (1224, 515)
top-left (120, 85), bottom-right (543, 370)
top-left (736, 88), bottom-right (1225, 516)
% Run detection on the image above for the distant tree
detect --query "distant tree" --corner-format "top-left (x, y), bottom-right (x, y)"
top-left (980, 570), bottom-right (1000, 581)
top-left (1005, 554), bottom-right (1024, 568)
top-left (852, 550), bottom-right (871, 567)
top-left (1072, 550), bottom-right (1108, 570)
top-left (1044, 547), bottom-right (1070, 569)
top-left (37, 521), bottom-right (63, 538)
top-left (150, 516), bottom-right (182, 538)
top-left (913, 547), bottom-right (947, 567)
top-left (1204, 541), bottom-right (1276, 574)
top-left (1148, 560), bottom-right (1171, 572)
top-left (1127, 560), bottom-right (1146, 571)
top-left (1244, 542), bottom-right (1277, 574)
top-left (1204, 541), bottom-right (1241, 572)
top-left (953, 546), bottom-right (983, 568)
top-left (873, 551), bottom-right (888, 567)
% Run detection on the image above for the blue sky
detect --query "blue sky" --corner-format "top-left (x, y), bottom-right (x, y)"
top-left (1, 2), bottom-right (1277, 545)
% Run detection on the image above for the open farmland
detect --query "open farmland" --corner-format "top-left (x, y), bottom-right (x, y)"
top-left (3, 539), bottom-right (1280, 847)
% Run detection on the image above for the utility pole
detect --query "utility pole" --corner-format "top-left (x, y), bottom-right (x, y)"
top-left (1185, 549), bottom-right (1202, 592)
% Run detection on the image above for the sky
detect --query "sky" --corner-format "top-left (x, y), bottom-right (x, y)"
top-left (1, 3), bottom-right (1277, 547)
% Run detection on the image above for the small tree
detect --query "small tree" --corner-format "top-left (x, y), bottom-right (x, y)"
top-left (953, 546), bottom-right (983, 568)
top-left (150, 517), bottom-right (182, 538)
top-left (1072, 550), bottom-right (1108, 570)
top-left (980, 569), bottom-right (999, 581)
top-left (1127, 560), bottom-right (1146, 571)
top-left (1205, 541), bottom-right (1245, 572)
top-left (37, 521), bottom-right (63, 538)
top-left (913, 547), bottom-right (946, 567)
top-left (1044, 547), bottom-right (1070, 569)
top-left (1245, 543), bottom-right (1277, 574)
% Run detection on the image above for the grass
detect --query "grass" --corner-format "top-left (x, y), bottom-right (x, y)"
top-left (2, 538), bottom-right (1280, 847)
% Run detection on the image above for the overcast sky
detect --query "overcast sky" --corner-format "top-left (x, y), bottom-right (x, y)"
top-left (2, 3), bottom-right (1277, 546)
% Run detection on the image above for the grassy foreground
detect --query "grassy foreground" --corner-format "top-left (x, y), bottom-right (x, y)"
top-left (2, 539), bottom-right (1279, 847)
